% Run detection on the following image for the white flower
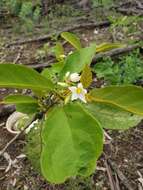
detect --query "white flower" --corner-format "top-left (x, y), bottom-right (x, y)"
top-left (69, 73), bottom-right (81, 82)
top-left (68, 83), bottom-right (87, 103)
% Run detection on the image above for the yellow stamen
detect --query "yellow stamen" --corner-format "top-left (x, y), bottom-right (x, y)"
top-left (76, 88), bottom-right (82, 94)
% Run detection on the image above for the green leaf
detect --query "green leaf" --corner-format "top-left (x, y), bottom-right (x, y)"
top-left (80, 65), bottom-right (92, 88)
top-left (60, 44), bottom-right (96, 79)
top-left (16, 103), bottom-right (39, 114)
top-left (41, 62), bottom-right (64, 80)
top-left (96, 43), bottom-right (125, 53)
top-left (41, 103), bottom-right (103, 184)
top-left (3, 95), bottom-right (37, 104)
top-left (3, 95), bottom-right (39, 114)
top-left (53, 42), bottom-right (65, 61)
top-left (0, 64), bottom-right (54, 91)
top-left (85, 103), bottom-right (142, 130)
top-left (61, 32), bottom-right (82, 50)
top-left (90, 85), bottom-right (143, 116)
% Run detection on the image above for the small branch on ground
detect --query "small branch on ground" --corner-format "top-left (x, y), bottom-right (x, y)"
top-left (92, 44), bottom-right (142, 63)
top-left (27, 44), bottom-right (142, 70)
top-left (104, 158), bottom-right (116, 190)
top-left (13, 46), bottom-right (24, 64)
top-left (116, 8), bottom-right (143, 16)
top-left (6, 21), bottom-right (111, 47)
top-left (104, 152), bottom-right (134, 190)
top-left (107, 159), bottom-right (134, 190)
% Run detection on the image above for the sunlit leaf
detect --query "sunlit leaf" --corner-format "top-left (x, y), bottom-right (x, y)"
top-left (60, 44), bottom-right (96, 79)
top-left (61, 32), bottom-right (82, 50)
top-left (96, 43), bottom-right (125, 53)
top-left (0, 64), bottom-right (54, 91)
top-left (41, 103), bottom-right (103, 184)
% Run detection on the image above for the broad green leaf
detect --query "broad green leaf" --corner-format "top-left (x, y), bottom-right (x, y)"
top-left (0, 64), bottom-right (54, 91)
top-left (61, 32), bottom-right (82, 50)
top-left (60, 44), bottom-right (96, 79)
top-left (90, 85), bottom-right (143, 116)
top-left (41, 68), bottom-right (52, 80)
top-left (53, 42), bottom-right (65, 61)
top-left (80, 65), bottom-right (92, 88)
top-left (96, 43), bottom-right (125, 53)
top-left (41, 103), bottom-right (103, 184)
top-left (41, 62), bottom-right (64, 80)
top-left (3, 95), bottom-right (39, 114)
top-left (85, 103), bottom-right (142, 130)
top-left (16, 103), bottom-right (39, 114)
top-left (3, 95), bottom-right (37, 104)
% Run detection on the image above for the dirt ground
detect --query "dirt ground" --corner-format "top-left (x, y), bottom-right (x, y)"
top-left (0, 1), bottom-right (143, 189)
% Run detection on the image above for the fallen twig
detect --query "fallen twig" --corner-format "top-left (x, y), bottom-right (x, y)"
top-left (28, 44), bottom-right (142, 70)
top-left (104, 158), bottom-right (116, 190)
top-left (29, 59), bottom-right (54, 71)
top-left (108, 159), bottom-right (134, 190)
top-left (116, 7), bottom-right (143, 16)
top-left (6, 21), bottom-right (111, 47)
top-left (115, 173), bottom-right (121, 190)
top-left (13, 46), bottom-right (24, 64)
top-left (92, 44), bottom-right (141, 63)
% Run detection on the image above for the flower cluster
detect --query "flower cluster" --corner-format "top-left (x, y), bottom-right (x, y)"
top-left (65, 72), bottom-right (87, 103)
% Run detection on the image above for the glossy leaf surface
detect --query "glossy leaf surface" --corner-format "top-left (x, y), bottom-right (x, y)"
top-left (0, 64), bottom-right (54, 91)
top-left (90, 85), bottom-right (143, 116)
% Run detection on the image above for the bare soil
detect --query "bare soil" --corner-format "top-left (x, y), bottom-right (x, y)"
top-left (0, 2), bottom-right (143, 189)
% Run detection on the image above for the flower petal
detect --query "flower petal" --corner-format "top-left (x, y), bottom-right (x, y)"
top-left (70, 73), bottom-right (81, 82)
top-left (68, 86), bottom-right (76, 92)
top-left (77, 83), bottom-right (83, 89)
top-left (83, 89), bottom-right (87, 94)
top-left (71, 93), bottom-right (78, 101)
top-left (78, 94), bottom-right (87, 103)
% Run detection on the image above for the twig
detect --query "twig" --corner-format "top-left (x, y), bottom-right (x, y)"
top-left (115, 173), bottom-right (121, 190)
top-left (92, 44), bottom-right (141, 63)
top-left (29, 59), bottom-right (54, 71)
top-left (0, 115), bottom-right (37, 157)
top-left (104, 158), bottom-right (116, 190)
top-left (27, 44), bottom-right (141, 70)
top-left (135, 0), bottom-right (143, 9)
top-left (6, 21), bottom-right (111, 47)
top-left (116, 7), bottom-right (143, 16)
top-left (13, 46), bottom-right (24, 64)
top-left (108, 159), bottom-right (134, 190)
